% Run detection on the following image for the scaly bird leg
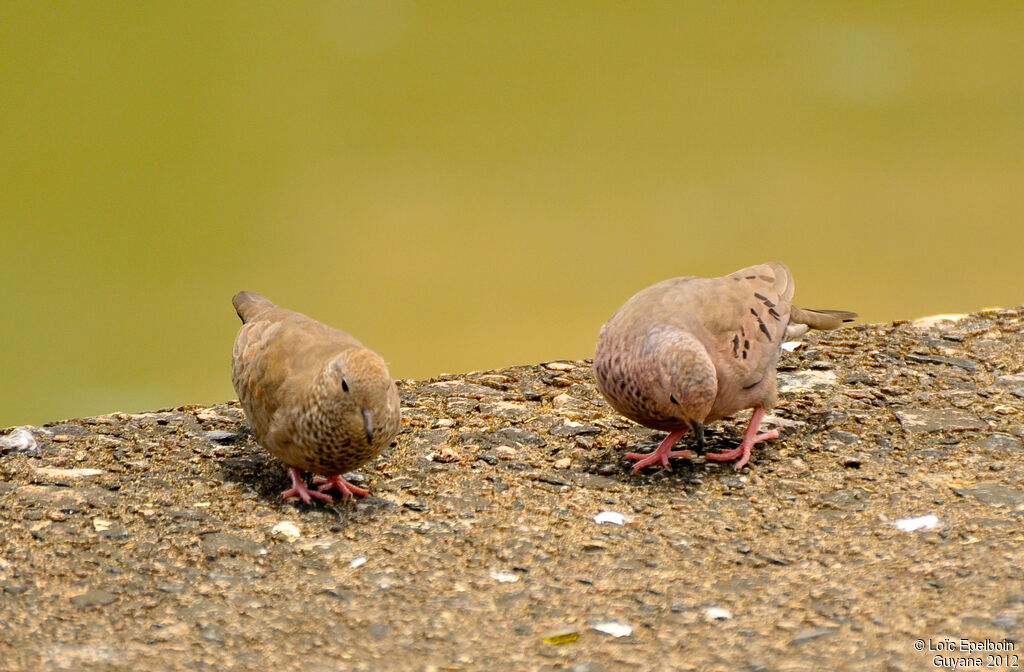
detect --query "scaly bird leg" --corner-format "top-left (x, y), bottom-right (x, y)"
top-left (625, 428), bottom-right (695, 472)
top-left (281, 467), bottom-right (335, 505)
top-left (313, 474), bottom-right (370, 500)
top-left (704, 407), bottom-right (779, 470)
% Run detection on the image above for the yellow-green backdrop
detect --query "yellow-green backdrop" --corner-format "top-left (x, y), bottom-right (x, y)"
top-left (2, 2), bottom-right (1022, 426)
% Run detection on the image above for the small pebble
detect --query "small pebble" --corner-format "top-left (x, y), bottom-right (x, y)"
top-left (0, 427), bottom-right (37, 455)
top-left (35, 467), bottom-right (105, 480)
top-left (271, 521), bottom-right (301, 542)
top-left (704, 607), bottom-right (732, 621)
top-left (489, 570), bottom-right (519, 583)
top-left (541, 628), bottom-right (580, 645)
top-left (893, 514), bottom-right (940, 532)
top-left (590, 621), bottom-right (632, 638)
top-left (593, 511), bottom-right (626, 526)
top-left (494, 446), bottom-right (517, 460)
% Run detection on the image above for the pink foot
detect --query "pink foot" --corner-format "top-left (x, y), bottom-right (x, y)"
top-left (313, 474), bottom-right (370, 500)
top-left (704, 408), bottom-right (779, 470)
top-left (625, 429), bottom-right (695, 472)
top-left (281, 467), bottom-right (335, 505)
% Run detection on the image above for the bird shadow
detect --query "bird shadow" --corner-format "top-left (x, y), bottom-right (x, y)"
top-left (213, 434), bottom-right (397, 518)
top-left (588, 427), bottom-right (755, 494)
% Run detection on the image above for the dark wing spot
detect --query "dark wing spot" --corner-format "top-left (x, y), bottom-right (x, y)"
top-left (732, 334), bottom-right (740, 357)
top-left (744, 339), bottom-right (750, 349)
top-left (742, 351), bottom-right (748, 359)
top-left (758, 274), bottom-right (773, 282)
top-left (753, 292), bottom-right (776, 308)
top-left (745, 275), bottom-right (757, 280)
top-left (750, 308), bottom-right (772, 339)
top-left (768, 308), bottom-right (781, 320)
top-left (670, 394), bottom-right (678, 404)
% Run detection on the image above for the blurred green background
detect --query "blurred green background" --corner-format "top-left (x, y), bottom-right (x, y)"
top-left (2, 2), bottom-right (1022, 427)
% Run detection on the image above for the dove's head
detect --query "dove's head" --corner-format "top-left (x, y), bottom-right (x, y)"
top-left (651, 328), bottom-right (718, 429)
top-left (316, 348), bottom-right (401, 449)
top-left (595, 325), bottom-right (717, 432)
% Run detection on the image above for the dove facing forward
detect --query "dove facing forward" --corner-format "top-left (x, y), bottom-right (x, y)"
top-left (231, 292), bottom-right (400, 504)
top-left (594, 262), bottom-right (855, 471)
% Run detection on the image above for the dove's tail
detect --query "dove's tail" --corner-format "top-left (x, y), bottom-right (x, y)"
top-left (790, 306), bottom-right (858, 331)
top-left (232, 291), bottom-right (275, 324)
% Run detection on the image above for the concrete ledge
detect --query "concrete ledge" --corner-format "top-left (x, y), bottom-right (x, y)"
top-left (1, 306), bottom-right (1023, 669)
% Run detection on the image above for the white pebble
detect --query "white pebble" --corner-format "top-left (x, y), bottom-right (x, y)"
top-left (704, 607), bottom-right (732, 621)
top-left (593, 511), bottom-right (626, 526)
top-left (911, 314), bottom-right (968, 329)
top-left (92, 519), bottom-right (113, 532)
top-left (0, 427), bottom-right (37, 454)
top-left (591, 621), bottom-right (632, 638)
top-left (777, 369), bottom-right (838, 394)
top-left (34, 467), bottom-right (104, 479)
top-left (350, 556), bottom-right (367, 568)
top-left (780, 341), bottom-right (803, 352)
top-left (271, 521), bottom-right (301, 542)
top-left (489, 569), bottom-right (519, 583)
top-left (893, 514), bottom-right (940, 532)
top-left (552, 393), bottom-right (573, 409)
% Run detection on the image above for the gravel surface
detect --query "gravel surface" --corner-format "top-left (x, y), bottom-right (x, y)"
top-left (2, 308), bottom-right (1023, 671)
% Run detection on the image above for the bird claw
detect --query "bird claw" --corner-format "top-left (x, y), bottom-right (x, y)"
top-left (313, 474), bottom-right (370, 500)
top-left (281, 467), bottom-right (335, 504)
top-left (624, 428), bottom-right (694, 472)
top-left (625, 450), bottom-right (673, 472)
top-left (281, 485), bottom-right (334, 505)
top-left (704, 412), bottom-right (780, 470)
top-left (625, 449), bottom-right (699, 472)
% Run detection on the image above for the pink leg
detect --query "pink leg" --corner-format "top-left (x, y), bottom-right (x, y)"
top-left (281, 467), bottom-right (335, 505)
top-left (313, 474), bottom-right (370, 500)
top-left (624, 428), bottom-right (696, 472)
top-left (704, 408), bottom-right (779, 470)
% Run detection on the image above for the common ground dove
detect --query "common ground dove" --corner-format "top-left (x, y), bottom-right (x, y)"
top-left (231, 292), bottom-right (401, 504)
top-left (594, 262), bottom-right (855, 471)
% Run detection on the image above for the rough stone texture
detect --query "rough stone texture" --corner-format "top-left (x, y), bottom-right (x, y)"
top-left (1, 307), bottom-right (1023, 671)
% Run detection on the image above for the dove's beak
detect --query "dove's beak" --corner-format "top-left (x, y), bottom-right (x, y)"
top-left (362, 408), bottom-right (375, 445)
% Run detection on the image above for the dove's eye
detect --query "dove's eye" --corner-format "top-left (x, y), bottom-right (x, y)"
top-left (341, 378), bottom-right (349, 392)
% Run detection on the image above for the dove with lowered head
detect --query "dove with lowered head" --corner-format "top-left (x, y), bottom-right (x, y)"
top-left (231, 291), bottom-right (400, 504)
top-left (594, 262), bottom-right (855, 471)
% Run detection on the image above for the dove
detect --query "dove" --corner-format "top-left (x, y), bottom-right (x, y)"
top-left (593, 262), bottom-right (855, 471)
top-left (231, 292), bottom-right (401, 504)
